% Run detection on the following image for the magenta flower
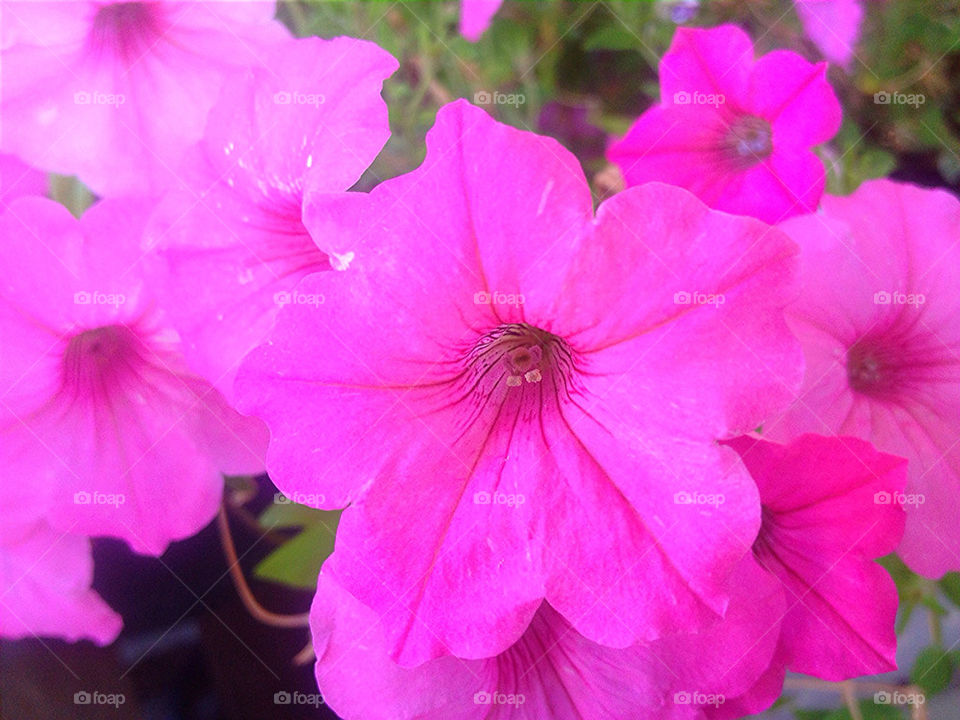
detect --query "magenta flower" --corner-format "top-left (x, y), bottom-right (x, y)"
top-left (1, 522), bottom-right (121, 645)
top-left (0, 197), bottom-right (268, 555)
top-left (608, 24), bottom-right (842, 225)
top-left (0, 153), bottom-right (48, 207)
top-left (795, 0), bottom-right (865, 68)
top-left (0, 450), bottom-right (119, 644)
top-left (740, 435), bottom-right (903, 671)
top-left (766, 179), bottom-right (960, 578)
top-left (309, 560), bottom-right (783, 720)
top-left (144, 36), bottom-right (397, 399)
top-left (0, 1), bottom-right (289, 196)
top-left (460, 0), bottom-right (503, 42)
top-left (236, 100), bottom-right (803, 664)
top-left (703, 434), bottom-right (905, 718)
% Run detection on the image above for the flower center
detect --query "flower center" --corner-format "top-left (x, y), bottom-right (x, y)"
top-left (427, 323), bottom-right (578, 446)
top-left (723, 115), bottom-right (773, 167)
top-left (846, 342), bottom-right (886, 394)
top-left (843, 327), bottom-right (954, 401)
top-left (62, 324), bottom-right (146, 398)
top-left (466, 323), bottom-right (571, 393)
top-left (89, 2), bottom-right (166, 63)
top-left (845, 331), bottom-right (919, 400)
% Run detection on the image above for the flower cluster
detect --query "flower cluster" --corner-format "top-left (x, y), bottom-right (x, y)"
top-left (1, 3), bottom-right (956, 719)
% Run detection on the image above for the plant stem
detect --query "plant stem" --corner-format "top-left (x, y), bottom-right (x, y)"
top-left (218, 504), bottom-right (311, 629)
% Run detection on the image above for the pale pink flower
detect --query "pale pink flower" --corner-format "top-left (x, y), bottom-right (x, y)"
top-left (0, 153), bottom-right (48, 207)
top-left (766, 179), bottom-right (960, 578)
top-left (145, 36), bottom-right (397, 399)
top-left (795, 0), bottom-right (865, 68)
top-left (608, 25), bottom-right (842, 224)
top-left (0, 197), bottom-right (268, 555)
top-left (1, 522), bottom-right (121, 645)
top-left (460, 0), bottom-right (503, 42)
top-left (236, 100), bottom-right (803, 665)
top-left (0, 0), bottom-right (289, 196)
top-left (0, 435), bottom-right (119, 645)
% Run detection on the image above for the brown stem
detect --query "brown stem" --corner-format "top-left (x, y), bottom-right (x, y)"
top-left (293, 641), bottom-right (317, 666)
top-left (785, 677), bottom-right (909, 693)
top-left (842, 681), bottom-right (864, 720)
top-left (785, 677), bottom-right (930, 717)
top-left (217, 504), bottom-right (311, 629)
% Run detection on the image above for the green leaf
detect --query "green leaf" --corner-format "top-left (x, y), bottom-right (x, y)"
top-left (822, 699), bottom-right (904, 719)
top-left (49, 175), bottom-right (93, 218)
top-left (254, 523), bottom-right (336, 590)
top-left (828, 144), bottom-right (896, 195)
top-left (910, 645), bottom-right (956, 695)
top-left (255, 499), bottom-right (340, 589)
top-left (939, 572), bottom-right (960, 608)
top-left (596, 112), bottom-right (636, 137)
top-left (794, 709), bottom-right (831, 720)
top-left (259, 499), bottom-right (332, 529)
top-left (851, 147), bottom-right (896, 185)
top-left (919, 593), bottom-right (948, 616)
top-left (584, 25), bottom-right (639, 52)
top-left (879, 554), bottom-right (915, 588)
top-left (878, 554), bottom-right (925, 633)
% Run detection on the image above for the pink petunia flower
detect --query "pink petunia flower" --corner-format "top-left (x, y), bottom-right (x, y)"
top-left (0, 153), bottom-right (48, 207)
top-left (144, 36), bottom-right (397, 399)
top-left (236, 100), bottom-right (803, 665)
top-left (712, 434), bottom-right (905, 718)
top-left (0, 439), bottom-right (120, 644)
top-left (608, 24), bottom-right (842, 225)
top-left (0, 197), bottom-right (268, 556)
top-left (766, 179), bottom-right (960, 578)
top-left (1, 522), bottom-right (121, 645)
top-left (309, 558), bottom-right (784, 720)
top-left (460, 0), bottom-right (503, 42)
top-left (795, 0), bottom-right (865, 68)
top-left (0, 0), bottom-right (289, 196)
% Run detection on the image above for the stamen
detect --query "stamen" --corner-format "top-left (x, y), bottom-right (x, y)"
top-left (422, 323), bottom-right (579, 443)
